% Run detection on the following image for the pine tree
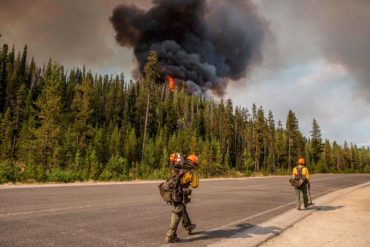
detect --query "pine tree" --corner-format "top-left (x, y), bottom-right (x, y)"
top-left (20, 45), bottom-right (27, 80)
top-left (233, 107), bottom-right (244, 169)
top-left (14, 84), bottom-right (27, 126)
top-left (254, 106), bottom-right (265, 171)
top-left (123, 128), bottom-right (137, 164)
top-left (93, 128), bottom-right (107, 164)
top-left (224, 99), bottom-right (235, 166)
top-left (286, 110), bottom-right (301, 169)
top-left (0, 108), bottom-right (13, 159)
top-left (140, 51), bottom-right (161, 159)
top-left (16, 114), bottom-right (37, 163)
top-left (275, 120), bottom-right (287, 169)
top-left (71, 72), bottom-right (94, 151)
top-left (27, 57), bottom-right (36, 91)
top-left (267, 111), bottom-right (276, 171)
top-left (109, 125), bottom-right (122, 158)
top-left (5, 53), bottom-right (20, 111)
top-left (144, 50), bottom-right (160, 87)
top-left (310, 118), bottom-right (322, 164)
top-left (86, 147), bottom-right (101, 180)
top-left (343, 141), bottom-right (351, 169)
top-left (332, 141), bottom-right (342, 171)
top-left (34, 63), bottom-right (63, 169)
top-left (0, 44), bottom-right (9, 112)
top-left (319, 139), bottom-right (332, 172)
top-left (15, 90), bottom-right (37, 162)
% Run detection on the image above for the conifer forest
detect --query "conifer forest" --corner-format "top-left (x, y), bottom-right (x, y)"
top-left (0, 44), bottom-right (369, 183)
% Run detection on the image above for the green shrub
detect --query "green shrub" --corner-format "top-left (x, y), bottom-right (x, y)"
top-left (99, 155), bottom-right (129, 181)
top-left (362, 165), bottom-right (370, 173)
top-left (0, 161), bottom-right (20, 184)
top-left (47, 168), bottom-right (81, 183)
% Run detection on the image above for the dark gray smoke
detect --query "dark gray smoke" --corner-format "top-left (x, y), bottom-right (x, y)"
top-left (256, 0), bottom-right (370, 103)
top-left (110, 0), bottom-right (267, 95)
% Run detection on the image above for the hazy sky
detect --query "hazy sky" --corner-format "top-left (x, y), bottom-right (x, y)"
top-left (1, 0), bottom-right (369, 146)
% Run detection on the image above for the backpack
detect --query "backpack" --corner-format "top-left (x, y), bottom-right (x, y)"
top-left (158, 175), bottom-right (182, 203)
top-left (289, 166), bottom-right (308, 188)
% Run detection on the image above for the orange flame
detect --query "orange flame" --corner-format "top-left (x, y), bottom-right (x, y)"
top-left (167, 75), bottom-right (175, 92)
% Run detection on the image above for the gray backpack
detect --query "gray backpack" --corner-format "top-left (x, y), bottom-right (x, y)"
top-left (159, 175), bottom-right (182, 203)
top-left (289, 166), bottom-right (308, 188)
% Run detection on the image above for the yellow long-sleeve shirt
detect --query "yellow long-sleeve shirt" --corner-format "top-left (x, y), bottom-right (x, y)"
top-left (180, 170), bottom-right (199, 188)
top-left (292, 165), bottom-right (310, 182)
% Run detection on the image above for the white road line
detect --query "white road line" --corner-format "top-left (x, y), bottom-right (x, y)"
top-left (0, 205), bottom-right (93, 218)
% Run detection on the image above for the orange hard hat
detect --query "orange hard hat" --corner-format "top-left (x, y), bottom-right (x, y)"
top-left (298, 158), bottom-right (305, 165)
top-left (186, 154), bottom-right (198, 166)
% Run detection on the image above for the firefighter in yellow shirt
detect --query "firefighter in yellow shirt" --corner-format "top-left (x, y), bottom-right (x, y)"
top-left (292, 158), bottom-right (310, 210)
top-left (166, 154), bottom-right (199, 243)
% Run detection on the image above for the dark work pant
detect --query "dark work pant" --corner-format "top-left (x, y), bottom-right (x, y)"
top-left (166, 202), bottom-right (192, 237)
top-left (295, 184), bottom-right (308, 207)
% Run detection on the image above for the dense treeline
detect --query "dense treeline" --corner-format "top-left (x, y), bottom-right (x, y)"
top-left (0, 44), bottom-right (369, 183)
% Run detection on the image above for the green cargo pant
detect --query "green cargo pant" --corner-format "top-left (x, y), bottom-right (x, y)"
top-left (295, 184), bottom-right (308, 208)
top-left (166, 202), bottom-right (192, 238)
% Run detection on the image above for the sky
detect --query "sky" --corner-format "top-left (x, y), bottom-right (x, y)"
top-left (0, 0), bottom-right (369, 146)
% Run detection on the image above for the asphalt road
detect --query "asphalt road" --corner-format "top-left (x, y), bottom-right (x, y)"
top-left (1, 174), bottom-right (369, 247)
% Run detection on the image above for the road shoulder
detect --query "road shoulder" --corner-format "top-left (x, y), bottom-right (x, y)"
top-left (210, 181), bottom-right (370, 247)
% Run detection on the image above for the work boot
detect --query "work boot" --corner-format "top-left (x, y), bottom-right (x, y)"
top-left (165, 235), bottom-right (180, 243)
top-left (185, 224), bottom-right (196, 235)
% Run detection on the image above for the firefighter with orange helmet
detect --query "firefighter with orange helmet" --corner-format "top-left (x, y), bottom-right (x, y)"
top-left (169, 153), bottom-right (184, 170)
top-left (165, 153), bottom-right (199, 243)
top-left (292, 158), bottom-right (310, 210)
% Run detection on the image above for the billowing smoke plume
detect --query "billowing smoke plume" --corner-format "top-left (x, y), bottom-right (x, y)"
top-left (256, 0), bottom-right (370, 103)
top-left (110, 0), bottom-right (268, 95)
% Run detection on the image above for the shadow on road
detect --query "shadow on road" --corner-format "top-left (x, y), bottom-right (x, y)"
top-left (305, 205), bottom-right (344, 211)
top-left (180, 223), bottom-right (281, 243)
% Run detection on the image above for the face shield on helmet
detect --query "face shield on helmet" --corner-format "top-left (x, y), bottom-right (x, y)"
top-left (170, 153), bottom-right (184, 167)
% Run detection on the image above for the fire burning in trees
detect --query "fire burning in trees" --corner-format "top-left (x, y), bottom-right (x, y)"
top-left (167, 76), bottom-right (175, 92)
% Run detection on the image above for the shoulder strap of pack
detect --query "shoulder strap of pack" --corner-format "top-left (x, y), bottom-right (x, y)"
top-left (297, 166), bottom-right (303, 176)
